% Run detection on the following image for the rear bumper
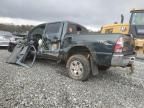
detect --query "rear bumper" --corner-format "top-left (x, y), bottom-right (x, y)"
top-left (111, 53), bottom-right (135, 67)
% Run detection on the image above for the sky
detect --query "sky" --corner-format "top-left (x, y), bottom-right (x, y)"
top-left (0, 0), bottom-right (144, 31)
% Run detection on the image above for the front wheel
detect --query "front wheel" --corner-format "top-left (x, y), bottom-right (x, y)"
top-left (66, 54), bottom-right (90, 81)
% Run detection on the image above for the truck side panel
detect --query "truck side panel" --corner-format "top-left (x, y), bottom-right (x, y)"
top-left (62, 34), bottom-right (121, 66)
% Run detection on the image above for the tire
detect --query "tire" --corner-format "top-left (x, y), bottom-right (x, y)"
top-left (66, 54), bottom-right (90, 81)
top-left (98, 65), bottom-right (110, 71)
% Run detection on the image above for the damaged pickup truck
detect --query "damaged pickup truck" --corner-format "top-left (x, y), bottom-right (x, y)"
top-left (7, 21), bottom-right (135, 81)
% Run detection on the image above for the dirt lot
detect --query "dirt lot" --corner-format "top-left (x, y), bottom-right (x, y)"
top-left (0, 49), bottom-right (144, 108)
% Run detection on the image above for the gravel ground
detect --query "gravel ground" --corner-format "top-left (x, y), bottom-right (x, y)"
top-left (137, 54), bottom-right (144, 60)
top-left (0, 49), bottom-right (144, 108)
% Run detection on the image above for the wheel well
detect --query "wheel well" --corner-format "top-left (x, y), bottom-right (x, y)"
top-left (67, 46), bottom-right (91, 60)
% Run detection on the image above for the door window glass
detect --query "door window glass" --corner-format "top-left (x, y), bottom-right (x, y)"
top-left (45, 23), bottom-right (61, 34)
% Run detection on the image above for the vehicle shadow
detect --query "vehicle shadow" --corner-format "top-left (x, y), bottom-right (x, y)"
top-left (27, 59), bottom-right (143, 89)
top-left (89, 69), bottom-right (143, 89)
top-left (0, 46), bottom-right (8, 50)
top-left (35, 58), bottom-right (68, 77)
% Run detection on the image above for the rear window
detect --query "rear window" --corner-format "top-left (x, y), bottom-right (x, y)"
top-left (67, 23), bottom-right (88, 34)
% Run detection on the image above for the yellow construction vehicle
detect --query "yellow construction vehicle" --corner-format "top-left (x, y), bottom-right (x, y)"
top-left (101, 9), bottom-right (144, 55)
top-left (101, 23), bottom-right (129, 34)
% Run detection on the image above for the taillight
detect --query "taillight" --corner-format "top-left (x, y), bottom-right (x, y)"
top-left (114, 37), bottom-right (123, 53)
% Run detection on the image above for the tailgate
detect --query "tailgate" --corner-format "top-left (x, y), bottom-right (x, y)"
top-left (122, 35), bottom-right (135, 55)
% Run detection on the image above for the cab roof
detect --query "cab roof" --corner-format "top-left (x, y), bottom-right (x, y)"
top-left (130, 9), bottom-right (144, 13)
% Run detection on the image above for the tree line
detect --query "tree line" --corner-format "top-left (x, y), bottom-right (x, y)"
top-left (0, 23), bottom-right (34, 33)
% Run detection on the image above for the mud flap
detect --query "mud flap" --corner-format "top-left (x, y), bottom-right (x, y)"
top-left (90, 56), bottom-right (99, 76)
top-left (6, 42), bottom-right (37, 68)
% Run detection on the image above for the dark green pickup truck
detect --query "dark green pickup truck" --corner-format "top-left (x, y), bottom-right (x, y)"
top-left (7, 21), bottom-right (135, 81)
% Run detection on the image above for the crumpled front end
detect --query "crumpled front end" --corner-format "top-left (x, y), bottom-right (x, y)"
top-left (6, 40), bottom-right (37, 68)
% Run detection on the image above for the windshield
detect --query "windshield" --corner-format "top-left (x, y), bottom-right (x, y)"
top-left (131, 12), bottom-right (144, 25)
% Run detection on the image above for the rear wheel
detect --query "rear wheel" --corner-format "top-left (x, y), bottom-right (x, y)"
top-left (66, 54), bottom-right (90, 81)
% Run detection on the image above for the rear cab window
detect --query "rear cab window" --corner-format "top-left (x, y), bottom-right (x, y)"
top-left (67, 23), bottom-right (88, 35)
